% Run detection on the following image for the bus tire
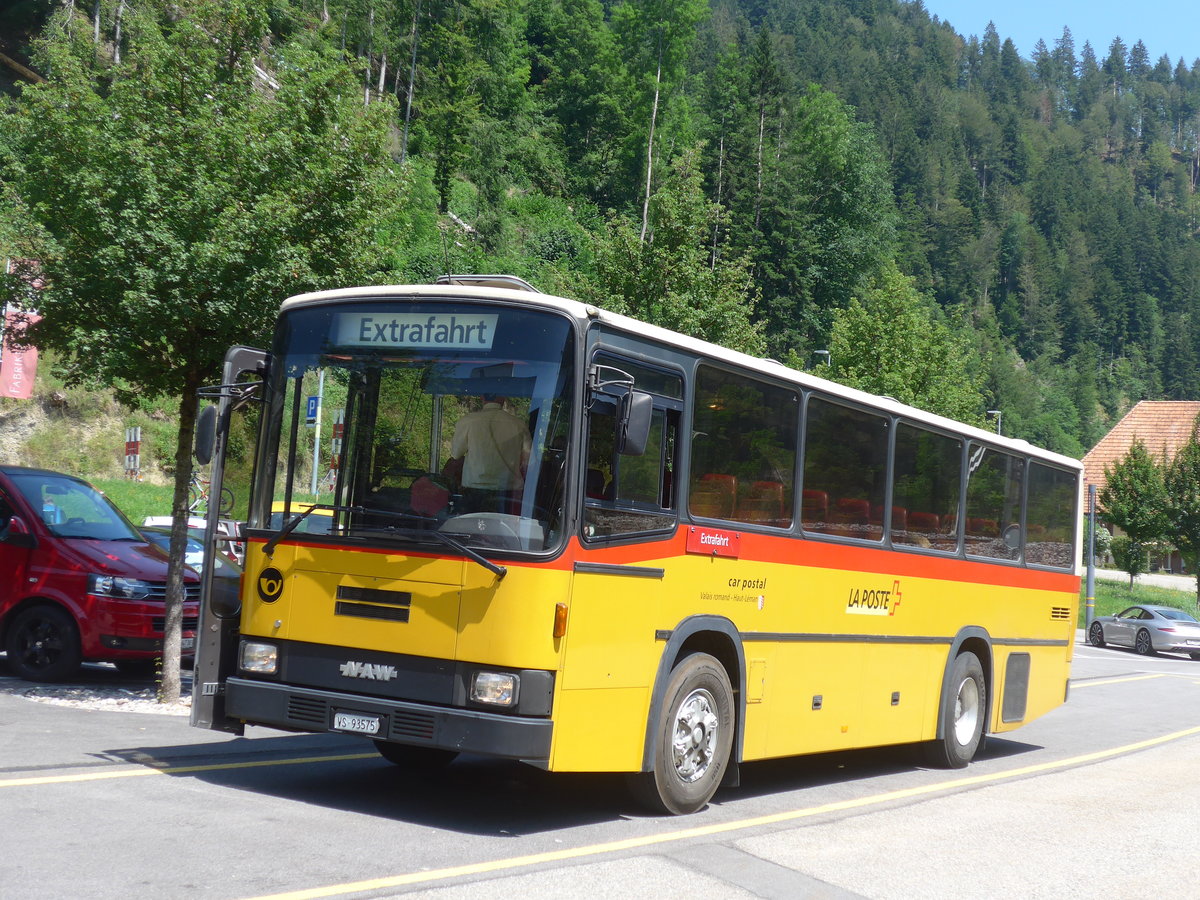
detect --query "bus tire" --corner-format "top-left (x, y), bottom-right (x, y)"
top-left (924, 650), bottom-right (985, 769)
top-left (373, 740), bottom-right (458, 770)
top-left (628, 652), bottom-right (733, 816)
top-left (5, 603), bottom-right (82, 683)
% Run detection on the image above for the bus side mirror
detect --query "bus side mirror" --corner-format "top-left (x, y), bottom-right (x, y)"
top-left (195, 405), bottom-right (217, 466)
top-left (617, 391), bottom-right (653, 456)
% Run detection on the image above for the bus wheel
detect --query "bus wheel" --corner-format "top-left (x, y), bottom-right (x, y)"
top-left (373, 740), bottom-right (458, 770)
top-left (628, 653), bottom-right (733, 815)
top-left (5, 604), bottom-right (82, 683)
top-left (924, 651), bottom-right (985, 769)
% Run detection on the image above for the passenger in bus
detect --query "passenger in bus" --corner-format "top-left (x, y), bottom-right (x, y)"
top-left (450, 395), bottom-right (532, 512)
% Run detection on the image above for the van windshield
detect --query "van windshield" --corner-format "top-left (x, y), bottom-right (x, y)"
top-left (9, 472), bottom-right (142, 541)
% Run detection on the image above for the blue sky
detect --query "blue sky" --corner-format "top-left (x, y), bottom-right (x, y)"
top-left (922, 1), bottom-right (1199, 66)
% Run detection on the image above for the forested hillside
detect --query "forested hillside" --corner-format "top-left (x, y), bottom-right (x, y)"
top-left (3, 0), bottom-right (1199, 462)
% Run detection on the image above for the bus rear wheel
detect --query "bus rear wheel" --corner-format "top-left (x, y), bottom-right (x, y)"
top-left (628, 652), bottom-right (733, 816)
top-left (924, 650), bottom-right (985, 769)
top-left (373, 740), bottom-right (458, 770)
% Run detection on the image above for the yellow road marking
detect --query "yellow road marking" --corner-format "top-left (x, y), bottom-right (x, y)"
top-left (0, 753), bottom-right (376, 789)
top-left (1070, 674), bottom-right (1167, 688)
top-left (242, 724), bottom-right (1200, 900)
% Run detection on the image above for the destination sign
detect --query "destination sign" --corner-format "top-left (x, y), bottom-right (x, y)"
top-left (333, 313), bottom-right (499, 350)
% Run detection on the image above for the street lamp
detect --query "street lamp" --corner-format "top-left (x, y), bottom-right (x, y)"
top-left (812, 350), bottom-right (831, 368)
top-left (986, 410), bottom-right (1002, 435)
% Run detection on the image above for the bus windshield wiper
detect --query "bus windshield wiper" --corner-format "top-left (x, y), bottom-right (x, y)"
top-left (263, 503), bottom-right (356, 557)
top-left (353, 506), bottom-right (507, 581)
top-left (264, 503), bottom-right (506, 580)
top-left (428, 529), bottom-right (507, 580)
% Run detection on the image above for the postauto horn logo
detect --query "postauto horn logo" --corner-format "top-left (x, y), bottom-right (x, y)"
top-left (257, 567), bottom-right (284, 603)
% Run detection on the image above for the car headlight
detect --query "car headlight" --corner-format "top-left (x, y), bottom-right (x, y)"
top-left (87, 574), bottom-right (154, 600)
top-left (240, 641), bottom-right (278, 674)
top-left (470, 671), bottom-right (518, 707)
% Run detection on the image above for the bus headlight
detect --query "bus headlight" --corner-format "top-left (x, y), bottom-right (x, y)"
top-left (240, 641), bottom-right (278, 674)
top-left (471, 671), bottom-right (517, 707)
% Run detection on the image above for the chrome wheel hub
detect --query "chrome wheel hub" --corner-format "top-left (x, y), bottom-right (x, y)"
top-left (672, 688), bottom-right (719, 782)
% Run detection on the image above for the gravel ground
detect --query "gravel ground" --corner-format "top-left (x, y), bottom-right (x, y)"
top-left (0, 664), bottom-right (193, 716)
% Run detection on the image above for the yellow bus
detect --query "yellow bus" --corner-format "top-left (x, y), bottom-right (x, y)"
top-left (191, 275), bottom-right (1081, 815)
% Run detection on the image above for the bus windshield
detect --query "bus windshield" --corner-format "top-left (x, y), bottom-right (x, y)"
top-left (260, 300), bottom-right (575, 553)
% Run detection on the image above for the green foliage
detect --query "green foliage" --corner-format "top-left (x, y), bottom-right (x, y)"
top-left (581, 146), bottom-right (765, 355)
top-left (827, 263), bottom-right (987, 423)
top-left (0, 0), bottom-right (403, 700)
top-left (8, 0), bottom-right (1200, 486)
top-left (1082, 578), bottom-right (1195, 625)
top-left (93, 477), bottom-right (175, 525)
top-left (1162, 416), bottom-right (1200, 606)
top-left (1108, 536), bottom-right (1148, 587)
top-left (1101, 439), bottom-right (1169, 585)
top-left (1083, 520), bottom-right (1112, 563)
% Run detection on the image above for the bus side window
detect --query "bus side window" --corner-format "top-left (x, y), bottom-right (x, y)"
top-left (1025, 462), bottom-right (1076, 569)
top-left (689, 365), bottom-right (797, 528)
top-left (892, 422), bottom-right (962, 553)
top-left (582, 381), bottom-right (680, 542)
top-left (801, 397), bottom-right (888, 541)
top-left (964, 444), bottom-right (1023, 561)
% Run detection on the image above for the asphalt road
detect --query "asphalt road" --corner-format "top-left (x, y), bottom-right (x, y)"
top-left (1, 639), bottom-right (1198, 900)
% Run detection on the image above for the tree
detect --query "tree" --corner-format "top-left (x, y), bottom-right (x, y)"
top-left (1100, 439), bottom-right (1168, 587)
top-left (581, 146), bottom-right (764, 355)
top-left (826, 263), bottom-right (987, 423)
top-left (0, 0), bottom-right (401, 700)
top-left (611, 0), bottom-right (708, 242)
top-left (1163, 417), bottom-right (1200, 607)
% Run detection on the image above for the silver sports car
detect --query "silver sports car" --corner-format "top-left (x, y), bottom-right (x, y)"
top-left (1088, 605), bottom-right (1200, 659)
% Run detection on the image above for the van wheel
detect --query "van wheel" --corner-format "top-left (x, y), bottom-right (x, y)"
top-left (627, 653), bottom-right (734, 815)
top-left (5, 604), bottom-right (82, 682)
top-left (923, 651), bottom-right (986, 768)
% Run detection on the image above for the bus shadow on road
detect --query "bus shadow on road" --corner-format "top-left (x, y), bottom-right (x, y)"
top-left (721, 735), bottom-right (1044, 806)
top-left (100, 731), bottom-right (1046, 834)
top-left (102, 734), bottom-right (636, 834)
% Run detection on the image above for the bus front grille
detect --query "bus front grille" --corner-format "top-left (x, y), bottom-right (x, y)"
top-left (389, 710), bottom-right (436, 741)
top-left (287, 695), bottom-right (329, 725)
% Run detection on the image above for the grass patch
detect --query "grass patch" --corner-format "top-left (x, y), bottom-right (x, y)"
top-left (93, 477), bottom-right (176, 524)
top-left (1080, 575), bottom-right (1199, 626)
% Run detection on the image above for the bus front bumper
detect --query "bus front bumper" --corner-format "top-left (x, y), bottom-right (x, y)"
top-left (224, 677), bottom-right (553, 762)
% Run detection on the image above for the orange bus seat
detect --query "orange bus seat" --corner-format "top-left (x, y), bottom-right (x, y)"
top-left (698, 473), bottom-right (737, 518)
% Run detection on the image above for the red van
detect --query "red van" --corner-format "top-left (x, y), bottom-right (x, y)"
top-left (0, 466), bottom-right (199, 681)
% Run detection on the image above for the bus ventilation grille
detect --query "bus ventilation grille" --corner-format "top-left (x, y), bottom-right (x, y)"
top-left (1050, 607), bottom-right (1071, 620)
top-left (389, 710), bottom-right (436, 742)
top-left (287, 695), bottom-right (328, 725)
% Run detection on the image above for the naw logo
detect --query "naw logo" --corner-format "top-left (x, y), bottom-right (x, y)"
top-left (339, 661), bottom-right (398, 681)
top-left (846, 579), bottom-right (903, 616)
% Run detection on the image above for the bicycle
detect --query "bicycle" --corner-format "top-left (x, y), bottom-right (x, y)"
top-left (189, 469), bottom-right (235, 516)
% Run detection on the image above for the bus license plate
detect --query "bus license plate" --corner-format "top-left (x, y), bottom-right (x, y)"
top-left (333, 712), bottom-right (381, 735)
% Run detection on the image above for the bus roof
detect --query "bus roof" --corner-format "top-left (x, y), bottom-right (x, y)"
top-left (280, 283), bottom-right (1082, 472)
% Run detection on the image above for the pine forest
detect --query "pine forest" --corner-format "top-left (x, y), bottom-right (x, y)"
top-left (3, 0), bottom-right (1200, 462)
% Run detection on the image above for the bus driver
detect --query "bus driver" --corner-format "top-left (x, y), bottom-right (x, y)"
top-left (449, 395), bottom-right (531, 511)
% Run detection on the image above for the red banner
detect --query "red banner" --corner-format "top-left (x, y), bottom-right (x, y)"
top-left (0, 310), bottom-right (41, 399)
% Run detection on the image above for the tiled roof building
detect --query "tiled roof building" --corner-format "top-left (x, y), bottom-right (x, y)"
top-left (1082, 401), bottom-right (1200, 505)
